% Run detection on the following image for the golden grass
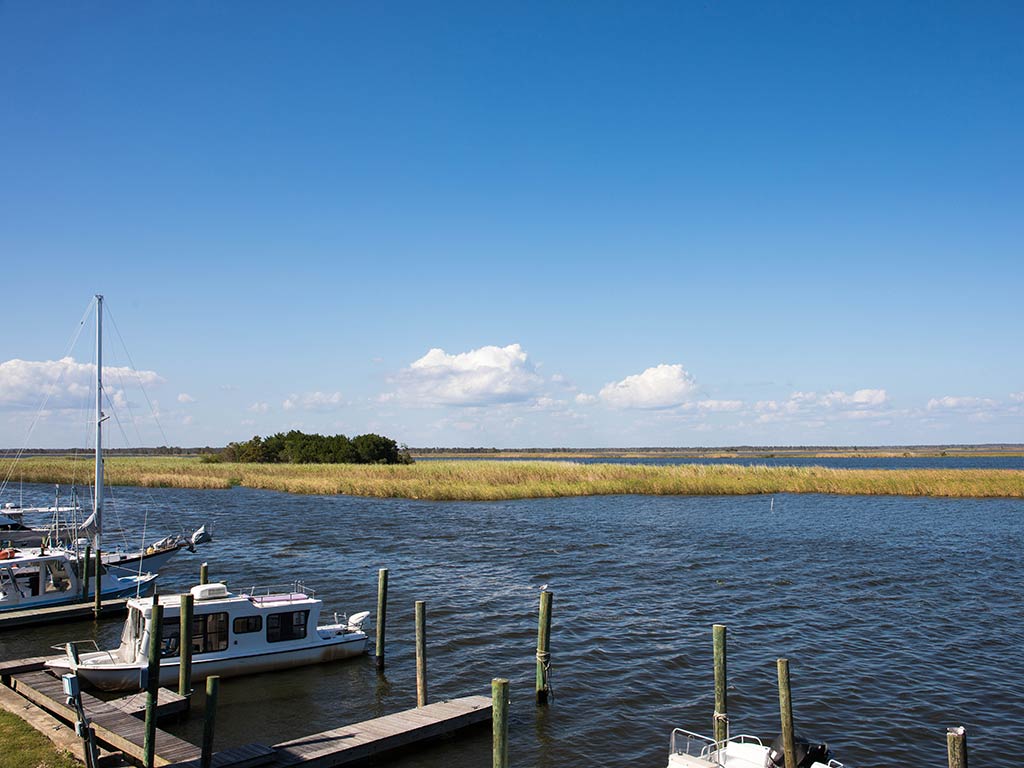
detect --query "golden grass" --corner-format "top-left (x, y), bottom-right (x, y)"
top-left (3, 457), bottom-right (1022, 500)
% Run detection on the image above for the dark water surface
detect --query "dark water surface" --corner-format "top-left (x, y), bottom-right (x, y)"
top-left (2, 483), bottom-right (1022, 767)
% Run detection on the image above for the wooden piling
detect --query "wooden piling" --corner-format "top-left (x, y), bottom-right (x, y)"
top-left (777, 658), bottom-right (796, 768)
top-left (536, 590), bottom-right (553, 705)
top-left (375, 568), bottom-right (388, 672)
top-left (415, 600), bottom-right (427, 707)
top-left (201, 675), bottom-right (220, 768)
top-left (947, 726), bottom-right (968, 768)
top-left (143, 595), bottom-right (162, 768)
top-left (178, 593), bottom-right (194, 698)
top-left (81, 545), bottom-right (91, 603)
top-left (492, 678), bottom-right (509, 768)
top-left (93, 548), bottom-right (102, 617)
top-left (713, 623), bottom-right (728, 744)
top-left (199, 562), bottom-right (209, 586)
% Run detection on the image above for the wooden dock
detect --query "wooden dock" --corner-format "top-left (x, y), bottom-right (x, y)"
top-left (0, 596), bottom-right (129, 630)
top-left (8, 669), bottom-right (202, 766)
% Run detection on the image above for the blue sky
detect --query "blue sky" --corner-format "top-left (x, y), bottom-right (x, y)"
top-left (1, 2), bottom-right (1022, 448)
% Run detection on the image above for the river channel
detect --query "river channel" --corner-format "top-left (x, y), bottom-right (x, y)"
top-left (1, 482), bottom-right (1022, 767)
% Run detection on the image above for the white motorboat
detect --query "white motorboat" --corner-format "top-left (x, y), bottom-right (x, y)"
top-left (0, 546), bottom-right (156, 611)
top-left (46, 582), bottom-right (370, 691)
top-left (667, 727), bottom-right (843, 768)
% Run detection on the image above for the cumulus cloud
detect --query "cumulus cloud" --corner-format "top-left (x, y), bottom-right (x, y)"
top-left (1009, 392), bottom-right (1024, 403)
top-left (599, 364), bottom-right (697, 409)
top-left (248, 401), bottom-right (270, 413)
top-left (927, 395), bottom-right (997, 411)
top-left (177, 393), bottom-right (195, 404)
top-left (697, 399), bottom-right (744, 412)
top-left (0, 357), bottom-right (163, 409)
top-left (389, 344), bottom-right (544, 406)
top-left (283, 391), bottom-right (345, 412)
top-left (575, 393), bottom-right (598, 405)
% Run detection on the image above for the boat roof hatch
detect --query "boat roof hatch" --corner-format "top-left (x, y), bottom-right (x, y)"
top-left (191, 583), bottom-right (229, 601)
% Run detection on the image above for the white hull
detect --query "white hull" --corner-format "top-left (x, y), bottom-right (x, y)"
top-left (51, 631), bottom-right (368, 691)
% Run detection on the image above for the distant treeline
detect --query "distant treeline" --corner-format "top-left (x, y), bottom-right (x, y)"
top-left (216, 431), bottom-right (413, 465)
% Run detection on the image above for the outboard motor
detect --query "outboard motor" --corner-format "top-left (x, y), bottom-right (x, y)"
top-left (764, 734), bottom-right (832, 768)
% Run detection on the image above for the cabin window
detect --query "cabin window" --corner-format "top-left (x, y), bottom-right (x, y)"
top-left (159, 611), bottom-right (229, 656)
top-left (45, 560), bottom-right (74, 593)
top-left (266, 610), bottom-right (309, 643)
top-left (233, 615), bottom-right (262, 634)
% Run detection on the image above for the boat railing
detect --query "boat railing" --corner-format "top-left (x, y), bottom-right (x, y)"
top-left (240, 581), bottom-right (316, 603)
top-left (669, 728), bottom-right (764, 765)
top-left (50, 639), bottom-right (120, 667)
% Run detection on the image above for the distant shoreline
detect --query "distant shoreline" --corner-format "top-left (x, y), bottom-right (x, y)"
top-left (3, 456), bottom-right (1021, 501)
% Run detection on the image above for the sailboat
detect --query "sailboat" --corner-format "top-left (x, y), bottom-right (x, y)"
top-left (0, 295), bottom-right (209, 611)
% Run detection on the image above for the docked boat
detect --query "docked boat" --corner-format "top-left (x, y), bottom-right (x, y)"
top-left (667, 727), bottom-right (843, 768)
top-left (0, 546), bottom-right (157, 611)
top-left (0, 295), bottom-right (211, 590)
top-left (46, 582), bottom-right (370, 691)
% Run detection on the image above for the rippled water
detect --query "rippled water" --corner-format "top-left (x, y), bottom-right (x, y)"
top-left (2, 483), bottom-right (1023, 768)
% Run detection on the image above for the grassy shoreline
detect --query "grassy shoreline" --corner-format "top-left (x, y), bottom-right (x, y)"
top-left (3, 457), bottom-right (1021, 500)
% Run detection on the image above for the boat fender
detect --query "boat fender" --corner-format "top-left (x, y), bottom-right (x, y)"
top-left (0, 549), bottom-right (15, 560)
top-left (764, 734), bottom-right (831, 768)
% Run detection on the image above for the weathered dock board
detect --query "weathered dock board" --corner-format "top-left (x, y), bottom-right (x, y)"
top-left (270, 695), bottom-right (492, 767)
top-left (9, 669), bottom-right (201, 766)
top-left (108, 686), bottom-right (191, 721)
top-left (0, 596), bottom-right (129, 630)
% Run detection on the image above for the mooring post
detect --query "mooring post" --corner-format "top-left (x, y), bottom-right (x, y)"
top-left (93, 548), bottom-right (102, 617)
top-left (199, 562), bottom-right (209, 586)
top-left (713, 624), bottom-right (728, 743)
top-left (201, 675), bottom-right (220, 768)
top-left (777, 658), bottom-right (796, 768)
top-left (946, 726), bottom-right (968, 768)
top-left (492, 677), bottom-right (509, 768)
top-left (536, 589), bottom-right (553, 705)
top-left (415, 600), bottom-right (428, 707)
top-left (178, 593), bottom-right (194, 698)
top-left (81, 544), bottom-right (91, 603)
top-left (375, 568), bottom-right (388, 672)
top-left (143, 594), bottom-right (163, 768)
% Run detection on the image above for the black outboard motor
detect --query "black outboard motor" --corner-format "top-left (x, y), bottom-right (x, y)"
top-left (764, 734), bottom-right (832, 768)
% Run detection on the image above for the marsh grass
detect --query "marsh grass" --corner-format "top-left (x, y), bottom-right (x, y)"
top-left (4, 457), bottom-right (1021, 500)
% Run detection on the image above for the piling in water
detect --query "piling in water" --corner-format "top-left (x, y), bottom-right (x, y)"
top-left (947, 726), bottom-right (968, 768)
top-left (492, 677), bottom-right (509, 768)
top-left (81, 544), bottom-right (91, 603)
top-left (178, 593), bottom-right (194, 698)
top-left (536, 590), bottom-right (553, 705)
top-left (201, 675), bottom-right (220, 768)
top-left (777, 658), bottom-right (796, 768)
top-left (199, 562), bottom-right (209, 586)
top-left (375, 568), bottom-right (388, 672)
top-left (143, 594), bottom-right (163, 768)
top-left (713, 624), bottom-right (728, 744)
top-left (93, 548), bottom-right (102, 617)
top-left (415, 600), bottom-right (427, 707)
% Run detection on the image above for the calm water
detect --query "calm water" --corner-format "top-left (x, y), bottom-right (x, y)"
top-left (2, 483), bottom-right (1023, 768)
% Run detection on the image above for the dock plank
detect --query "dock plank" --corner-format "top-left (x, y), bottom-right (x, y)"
top-left (10, 669), bottom-right (201, 766)
top-left (0, 597), bottom-right (129, 630)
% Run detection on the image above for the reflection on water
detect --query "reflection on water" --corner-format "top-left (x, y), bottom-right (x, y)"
top-left (1, 484), bottom-right (1022, 768)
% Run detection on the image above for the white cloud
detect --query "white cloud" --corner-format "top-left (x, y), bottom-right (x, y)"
top-left (389, 344), bottom-right (544, 406)
top-left (575, 393), bottom-right (598, 405)
top-left (697, 399), bottom-right (744, 412)
top-left (599, 364), bottom-right (697, 409)
top-left (248, 401), bottom-right (270, 413)
top-left (0, 357), bottom-right (163, 409)
top-left (1010, 392), bottom-right (1024, 403)
top-left (177, 393), bottom-right (195, 404)
top-left (927, 395), bottom-right (997, 411)
top-left (283, 391), bottom-right (345, 412)
top-left (820, 389), bottom-right (888, 407)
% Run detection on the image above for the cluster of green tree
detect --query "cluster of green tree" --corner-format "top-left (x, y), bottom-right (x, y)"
top-left (215, 431), bottom-right (413, 465)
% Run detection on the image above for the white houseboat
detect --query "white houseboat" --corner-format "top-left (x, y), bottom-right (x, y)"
top-left (667, 727), bottom-right (843, 768)
top-left (47, 582), bottom-right (369, 691)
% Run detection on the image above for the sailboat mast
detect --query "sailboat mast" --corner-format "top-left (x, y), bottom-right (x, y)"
top-left (94, 294), bottom-right (103, 551)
